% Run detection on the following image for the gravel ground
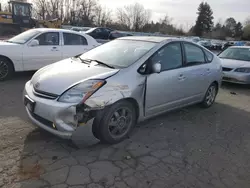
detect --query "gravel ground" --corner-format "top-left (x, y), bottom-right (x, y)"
top-left (1, 72), bottom-right (250, 188)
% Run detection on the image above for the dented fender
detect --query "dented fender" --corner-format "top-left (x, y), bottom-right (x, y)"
top-left (85, 83), bottom-right (133, 109)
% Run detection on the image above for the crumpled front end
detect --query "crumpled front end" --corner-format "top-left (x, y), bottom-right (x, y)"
top-left (24, 81), bottom-right (98, 139)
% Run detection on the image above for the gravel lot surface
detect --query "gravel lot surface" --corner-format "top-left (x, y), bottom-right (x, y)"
top-left (1, 72), bottom-right (250, 188)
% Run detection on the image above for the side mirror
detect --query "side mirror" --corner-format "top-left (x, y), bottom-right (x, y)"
top-left (152, 62), bottom-right (161, 74)
top-left (29, 39), bottom-right (39, 47)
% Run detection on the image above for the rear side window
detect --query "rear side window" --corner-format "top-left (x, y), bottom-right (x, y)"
top-left (204, 50), bottom-right (214, 62)
top-left (184, 43), bottom-right (205, 66)
top-left (63, 33), bottom-right (88, 45)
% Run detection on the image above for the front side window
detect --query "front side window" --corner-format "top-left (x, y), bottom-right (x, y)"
top-left (150, 42), bottom-right (183, 71)
top-left (63, 33), bottom-right (88, 45)
top-left (219, 48), bottom-right (250, 62)
top-left (184, 43), bottom-right (205, 65)
top-left (79, 39), bottom-right (156, 68)
top-left (35, 32), bottom-right (59, 46)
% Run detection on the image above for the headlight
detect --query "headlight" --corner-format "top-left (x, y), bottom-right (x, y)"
top-left (58, 80), bottom-right (105, 103)
top-left (234, 68), bottom-right (250, 73)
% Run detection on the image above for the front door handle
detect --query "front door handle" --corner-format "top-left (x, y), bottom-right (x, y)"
top-left (51, 47), bottom-right (59, 51)
top-left (178, 74), bottom-right (186, 80)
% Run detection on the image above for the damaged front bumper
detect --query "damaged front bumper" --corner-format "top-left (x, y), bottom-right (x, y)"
top-left (23, 81), bottom-right (98, 139)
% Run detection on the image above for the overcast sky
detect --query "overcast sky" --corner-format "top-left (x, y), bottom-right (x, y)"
top-left (99, 0), bottom-right (250, 29)
top-left (2, 0), bottom-right (250, 30)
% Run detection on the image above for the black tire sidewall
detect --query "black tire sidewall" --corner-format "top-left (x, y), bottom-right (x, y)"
top-left (0, 58), bottom-right (14, 81)
top-left (99, 101), bottom-right (137, 144)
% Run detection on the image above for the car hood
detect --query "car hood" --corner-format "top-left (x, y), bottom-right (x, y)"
top-left (31, 59), bottom-right (119, 95)
top-left (220, 58), bottom-right (250, 69)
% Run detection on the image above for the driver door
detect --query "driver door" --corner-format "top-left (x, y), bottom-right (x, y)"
top-left (23, 32), bottom-right (62, 70)
top-left (145, 42), bottom-right (187, 117)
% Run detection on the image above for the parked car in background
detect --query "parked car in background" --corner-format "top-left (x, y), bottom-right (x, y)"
top-left (219, 46), bottom-right (250, 84)
top-left (198, 40), bottom-right (212, 50)
top-left (71, 27), bottom-right (92, 32)
top-left (0, 28), bottom-right (99, 81)
top-left (222, 41), bottom-right (235, 51)
top-left (23, 36), bottom-right (222, 144)
top-left (211, 41), bottom-right (223, 51)
top-left (85, 27), bottom-right (114, 40)
top-left (108, 31), bottom-right (133, 40)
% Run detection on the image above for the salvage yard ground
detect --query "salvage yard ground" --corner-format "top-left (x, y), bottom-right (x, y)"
top-left (1, 72), bottom-right (250, 188)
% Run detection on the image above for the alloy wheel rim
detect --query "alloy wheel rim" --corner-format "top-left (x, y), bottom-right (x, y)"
top-left (108, 107), bottom-right (133, 139)
top-left (206, 86), bottom-right (216, 106)
top-left (0, 61), bottom-right (8, 79)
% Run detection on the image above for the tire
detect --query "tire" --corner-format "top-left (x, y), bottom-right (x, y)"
top-left (0, 57), bottom-right (14, 81)
top-left (201, 83), bottom-right (218, 108)
top-left (96, 100), bottom-right (137, 144)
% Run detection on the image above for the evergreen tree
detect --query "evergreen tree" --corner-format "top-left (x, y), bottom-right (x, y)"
top-left (235, 22), bottom-right (243, 38)
top-left (194, 2), bottom-right (214, 36)
top-left (225, 17), bottom-right (237, 37)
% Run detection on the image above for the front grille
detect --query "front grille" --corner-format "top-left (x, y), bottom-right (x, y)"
top-left (31, 112), bottom-right (57, 130)
top-left (33, 88), bottom-right (58, 100)
top-left (222, 67), bottom-right (233, 72)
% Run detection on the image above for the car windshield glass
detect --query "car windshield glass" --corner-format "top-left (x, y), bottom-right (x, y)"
top-left (79, 39), bottom-right (157, 68)
top-left (219, 48), bottom-right (250, 61)
top-left (7, 30), bottom-right (41, 44)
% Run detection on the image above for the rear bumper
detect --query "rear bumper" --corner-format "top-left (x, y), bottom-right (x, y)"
top-left (222, 72), bottom-right (250, 84)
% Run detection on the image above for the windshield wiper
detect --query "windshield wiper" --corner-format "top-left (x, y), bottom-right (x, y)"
top-left (85, 59), bottom-right (115, 69)
top-left (77, 57), bottom-right (91, 64)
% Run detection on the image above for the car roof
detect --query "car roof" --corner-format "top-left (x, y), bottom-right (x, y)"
top-left (31, 28), bottom-right (82, 34)
top-left (118, 36), bottom-right (180, 43)
top-left (229, 46), bottom-right (250, 49)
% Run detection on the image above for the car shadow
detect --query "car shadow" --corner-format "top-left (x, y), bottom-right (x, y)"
top-left (15, 101), bottom-right (250, 187)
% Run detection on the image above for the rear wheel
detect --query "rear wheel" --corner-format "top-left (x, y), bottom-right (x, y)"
top-left (96, 101), bottom-right (137, 144)
top-left (201, 83), bottom-right (218, 108)
top-left (0, 57), bottom-right (14, 81)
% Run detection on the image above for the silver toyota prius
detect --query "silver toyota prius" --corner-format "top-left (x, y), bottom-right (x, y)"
top-left (23, 36), bottom-right (222, 144)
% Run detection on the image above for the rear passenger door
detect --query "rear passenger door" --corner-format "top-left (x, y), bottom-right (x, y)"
top-left (181, 42), bottom-right (212, 101)
top-left (62, 33), bottom-right (90, 59)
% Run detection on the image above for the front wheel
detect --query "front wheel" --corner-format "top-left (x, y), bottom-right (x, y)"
top-left (201, 83), bottom-right (218, 108)
top-left (96, 101), bottom-right (137, 144)
top-left (0, 57), bottom-right (14, 81)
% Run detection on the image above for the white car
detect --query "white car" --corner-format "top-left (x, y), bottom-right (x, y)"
top-left (0, 28), bottom-right (99, 81)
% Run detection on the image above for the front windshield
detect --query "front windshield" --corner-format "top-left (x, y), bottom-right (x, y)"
top-left (219, 48), bottom-right (250, 62)
top-left (79, 39), bottom-right (157, 68)
top-left (7, 30), bottom-right (41, 44)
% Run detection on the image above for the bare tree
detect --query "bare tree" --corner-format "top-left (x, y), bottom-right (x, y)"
top-left (33, 0), bottom-right (48, 20)
top-left (116, 3), bottom-right (151, 31)
top-left (74, 0), bottom-right (98, 26)
top-left (46, 0), bottom-right (62, 19)
top-left (95, 5), bottom-right (112, 26)
top-left (245, 16), bottom-right (250, 26)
